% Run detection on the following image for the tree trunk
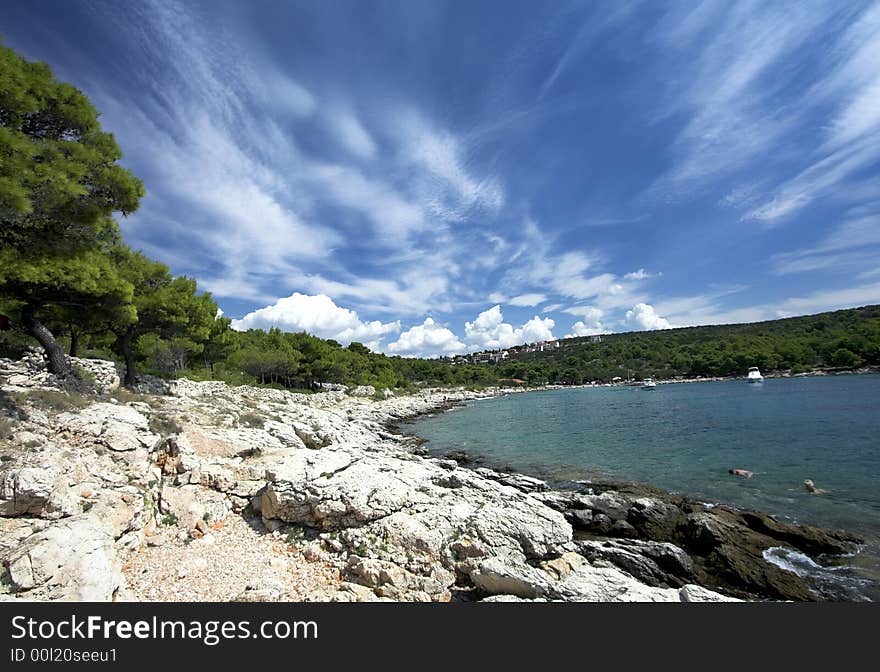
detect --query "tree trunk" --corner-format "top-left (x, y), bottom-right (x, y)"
top-left (21, 303), bottom-right (72, 377)
top-left (68, 321), bottom-right (79, 358)
top-left (120, 331), bottom-right (137, 387)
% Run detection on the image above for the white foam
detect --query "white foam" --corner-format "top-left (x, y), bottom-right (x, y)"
top-left (763, 546), bottom-right (822, 576)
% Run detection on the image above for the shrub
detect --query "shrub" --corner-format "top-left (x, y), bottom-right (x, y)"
top-left (0, 416), bottom-right (13, 441)
top-left (239, 411), bottom-right (265, 428)
top-left (149, 414), bottom-right (183, 436)
top-left (22, 389), bottom-right (90, 413)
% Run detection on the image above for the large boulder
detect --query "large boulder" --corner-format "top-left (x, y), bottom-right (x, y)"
top-left (345, 557), bottom-right (451, 602)
top-left (57, 403), bottom-right (159, 453)
top-left (1, 515), bottom-right (123, 600)
top-left (0, 466), bottom-right (78, 519)
top-left (260, 449), bottom-right (437, 529)
top-left (470, 554), bottom-right (554, 599)
top-left (469, 551), bottom-right (737, 603)
top-left (576, 539), bottom-right (694, 588)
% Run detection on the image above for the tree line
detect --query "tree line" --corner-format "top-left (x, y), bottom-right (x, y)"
top-left (485, 305), bottom-right (880, 384)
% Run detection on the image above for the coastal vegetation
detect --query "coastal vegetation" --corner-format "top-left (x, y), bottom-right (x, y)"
top-left (485, 305), bottom-right (880, 384)
top-left (2, 42), bottom-right (879, 393)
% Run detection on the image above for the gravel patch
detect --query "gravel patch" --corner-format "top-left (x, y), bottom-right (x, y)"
top-left (120, 514), bottom-right (341, 601)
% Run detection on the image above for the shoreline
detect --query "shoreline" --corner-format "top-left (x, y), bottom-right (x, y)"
top-left (0, 356), bottom-right (866, 602)
top-left (390, 388), bottom-right (873, 601)
top-left (539, 365), bottom-right (880, 390)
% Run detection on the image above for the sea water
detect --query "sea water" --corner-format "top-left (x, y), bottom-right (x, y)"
top-left (403, 375), bottom-right (880, 600)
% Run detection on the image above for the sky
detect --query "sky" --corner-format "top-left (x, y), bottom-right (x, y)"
top-left (4, 0), bottom-right (880, 356)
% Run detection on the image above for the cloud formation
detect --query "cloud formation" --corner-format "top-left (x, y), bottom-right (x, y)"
top-left (624, 303), bottom-right (674, 331)
top-left (231, 293), bottom-right (400, 351)
top-left (7, 0), bottom-right (878, 344)
top-left (465, 305), bottom-right (556, 350)
top-left (386, 318), bottom-right (465, 358)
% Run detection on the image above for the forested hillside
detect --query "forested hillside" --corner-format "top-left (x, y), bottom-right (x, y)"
top-left (487, 305), bottom-right (880, 384)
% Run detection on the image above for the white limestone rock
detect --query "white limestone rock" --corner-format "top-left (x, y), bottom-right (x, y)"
top-left (1, 515), bottom-right (123, 600)
top-left (0, 466), bottom-right (78, 519)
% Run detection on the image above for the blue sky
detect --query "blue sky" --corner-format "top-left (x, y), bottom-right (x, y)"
top-left (4, 0), bottom-right (880, 356)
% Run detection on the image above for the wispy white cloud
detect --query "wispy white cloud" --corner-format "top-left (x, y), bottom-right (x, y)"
top-left (325, 108), bottom-right (377, 159)
top-left (396, 112), bottom-right (505, 221)
top-left (537, 1), bottom-right (639, 100)
top-left (508, 293), bottom-right (547, 307)
top-left (83, 0), bottom-right (510, 318)
top-left (653, 281), bottom-right (880, 327)
top-left (770, 213), bottom-right (880, 274)
top-left (650, 1), bottom-right (829, 196)
top-left (725, 3), bottom-right (880, 223)
top-left (295, 270), bottom-right (452, 317)
top-left (779, 282), bottom-right (880, 315)
top-left (307, 162), bottom-right (425, 239)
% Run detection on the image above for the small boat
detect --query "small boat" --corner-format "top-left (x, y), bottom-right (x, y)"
top-left (641, 378), bottom-right (657, 390)
top-left (746, 367), bottom-right (764, 383)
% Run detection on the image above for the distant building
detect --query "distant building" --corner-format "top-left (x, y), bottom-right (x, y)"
top-left (589, 335), bottom-right (602, 343)
top-left (472, 350), bottom-right (509, 364)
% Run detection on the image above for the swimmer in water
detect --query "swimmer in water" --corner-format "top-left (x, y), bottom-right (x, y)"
top-left (729, 469), bottom-right (754, 478)
top-left (804, 479), bottom-right (829, 495)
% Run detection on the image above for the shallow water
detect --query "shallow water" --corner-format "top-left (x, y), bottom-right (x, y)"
top-left (404, 376), bottom-right (880, 600)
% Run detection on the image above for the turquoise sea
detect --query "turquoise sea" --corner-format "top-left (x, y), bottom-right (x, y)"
top-left (403, 375), bottom-right (880, 600)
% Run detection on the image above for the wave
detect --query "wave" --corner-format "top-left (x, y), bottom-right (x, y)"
top-left (763, 547), bottom-right (872, 601)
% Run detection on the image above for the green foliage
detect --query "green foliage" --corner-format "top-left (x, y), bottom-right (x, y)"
top-left (830, 348), bottom-right (862, 368)
top-left (496, 305), bottom-right (880, 383)
top-left (0, 42), bottom-right (143, 360)
top-left (111, 248), bottom-right (218, 382)
top-left (0, 42), bottom-right (143, 244)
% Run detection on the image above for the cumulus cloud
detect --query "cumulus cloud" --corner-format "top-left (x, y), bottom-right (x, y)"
top-left (465, 305), bottom-right (555, 350)
top-left (566, 321), bottom-right (608, 337)
top-left (624, 303), bottom-right (675, 331)
top-left (518, 315), bottom-right (557, 343)
top-left (231, 293), bottom-right (400, 350)
top-left (385, 318), bottom-right (465, 358)
top-left (563, 306), bottom-right (607, 337)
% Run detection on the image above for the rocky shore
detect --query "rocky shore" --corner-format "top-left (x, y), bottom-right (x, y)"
top-left (0, 354), bottom-right (862, 602)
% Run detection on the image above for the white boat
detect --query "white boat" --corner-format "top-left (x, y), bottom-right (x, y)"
top-left (641, 378), bottom-right (657, 389)
top-left (746, 367), bottom-right (763, 383)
